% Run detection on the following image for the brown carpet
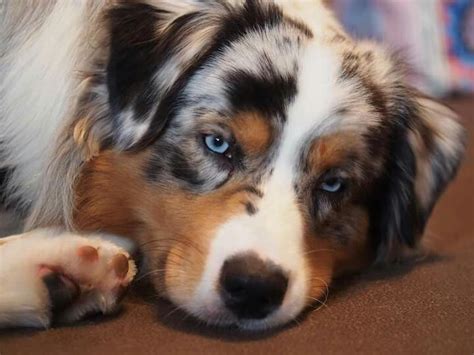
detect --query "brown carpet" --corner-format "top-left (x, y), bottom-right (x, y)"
top-left (0, 97), bottom-right (473, 355)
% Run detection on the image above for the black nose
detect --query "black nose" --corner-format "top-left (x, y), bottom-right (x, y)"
top-left (219, 253), bottom-right (288, 320)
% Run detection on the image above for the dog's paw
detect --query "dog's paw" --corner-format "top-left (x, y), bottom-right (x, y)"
top-left (0, 229), bottom-right (137, 328)
top-left (39, 238), bottom-right (137, 324)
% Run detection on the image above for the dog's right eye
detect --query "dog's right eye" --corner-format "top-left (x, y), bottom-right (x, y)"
top-left (204, 134), bottom-right (232, 157)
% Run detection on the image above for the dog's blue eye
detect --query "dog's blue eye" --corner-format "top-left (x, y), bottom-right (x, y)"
top-left (320, 178), bottom-right (343, 193)
top-left (204, 134), bottom-right (230, 154)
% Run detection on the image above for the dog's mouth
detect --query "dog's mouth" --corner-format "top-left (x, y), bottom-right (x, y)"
top-left (174, 286), bottom-right (310, 331)
top-left (145, 249), bottom-right (314, 331)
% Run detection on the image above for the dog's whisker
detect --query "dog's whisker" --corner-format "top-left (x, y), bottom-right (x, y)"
top-left (135, 268), bottom-right (167, 282)
top-left (162, 305), bottom-right (184, 321)
top-left (307, 296), bottom-right (329, 311)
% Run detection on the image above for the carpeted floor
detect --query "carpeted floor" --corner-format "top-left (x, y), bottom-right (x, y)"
top-left (0, 97), bottom-right (473, 354)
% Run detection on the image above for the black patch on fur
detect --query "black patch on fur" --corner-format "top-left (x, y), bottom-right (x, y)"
top-left (224, 69), bottom-right (297, 120)
top-left (107, 4), bottom-right (165, 120)
top-left (0, 168), bottom-right (8, 204)
top-left (367, 98), bottom-right (423, 261)
top-left (362, 79), bottom-right (387, 115)
top-left (245, 202), bottom-right (258, 215)
top-left (170, 150), bottom-right (204, 187)
top-left (144, 152), bottom-right (165, 183)
top-left (0, 166), bottom-right (28, 215)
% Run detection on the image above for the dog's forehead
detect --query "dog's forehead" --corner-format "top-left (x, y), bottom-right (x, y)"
top-left (181, 30), bottom-right (380, 165)
top-left (181, 23), bottom-right (303, 119)
top-left (282, 42), bottom-right (383, 156)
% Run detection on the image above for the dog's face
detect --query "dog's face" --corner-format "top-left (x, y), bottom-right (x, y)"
top-left (73, 1), bottom-right (465, 330)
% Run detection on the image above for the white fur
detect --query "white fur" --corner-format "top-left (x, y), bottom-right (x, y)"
top-left (0, 2), bottom-right (93, 209)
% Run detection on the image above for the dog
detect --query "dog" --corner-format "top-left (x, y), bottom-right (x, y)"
top-left (0, 0), bottom-right (466, 330)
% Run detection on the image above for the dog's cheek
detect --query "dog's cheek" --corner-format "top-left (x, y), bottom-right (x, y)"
top-left (304, 206), bottom-right (371, 298)
top-left (303, 235), bottom-right (336, 302)
top-left (161, 243), bottom-right (207, 305)
top-left (331, 207), bottom-right (372, 276)
top-left (139, 184), bottom-right (250, 303)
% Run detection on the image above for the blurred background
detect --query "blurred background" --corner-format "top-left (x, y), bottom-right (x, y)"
top-left (332, 0), bottom-right (474, 97)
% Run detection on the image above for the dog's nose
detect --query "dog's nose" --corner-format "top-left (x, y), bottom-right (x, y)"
top-left (219, 253), bottom-right (288, 320)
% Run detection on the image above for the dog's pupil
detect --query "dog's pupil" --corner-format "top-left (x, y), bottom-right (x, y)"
top-left (214, 137), bottom-right (223, 147)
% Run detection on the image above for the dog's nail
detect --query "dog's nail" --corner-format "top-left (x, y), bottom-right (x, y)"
top-left (42, 272), bottom-right (80, 313)
top-left (77, 245), bottom-right (99, 262)
top-left (112, 254), bottom-right (129, 278)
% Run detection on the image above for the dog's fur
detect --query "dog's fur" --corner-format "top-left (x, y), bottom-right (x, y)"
top-left (0, 0), bottom-right (466, 330)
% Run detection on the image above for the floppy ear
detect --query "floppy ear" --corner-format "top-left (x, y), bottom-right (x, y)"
top-left (371, 94), bottom-right (466, 262)
top-left (72, 1), bottom-right (224, 157)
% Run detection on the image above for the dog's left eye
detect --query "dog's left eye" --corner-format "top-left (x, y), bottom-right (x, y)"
top-left (320, 177), bottom-right (344, 193)
top-left (204, 134), bottom-right (230, 155)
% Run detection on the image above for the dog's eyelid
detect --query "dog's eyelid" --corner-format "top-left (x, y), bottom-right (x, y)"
top-left (198, 123), bottom-right (235, 143)
top-left (317, 168), bottom-right (349, 182)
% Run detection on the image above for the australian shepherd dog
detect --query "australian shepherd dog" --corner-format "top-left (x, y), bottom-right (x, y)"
top-left (0, 0), bottom-right (465, 330)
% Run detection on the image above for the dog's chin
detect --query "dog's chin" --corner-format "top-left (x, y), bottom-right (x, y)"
top-left (184, 307), bottom-right (294, 331)
top-left (165, 294), bottom-right (305, 332)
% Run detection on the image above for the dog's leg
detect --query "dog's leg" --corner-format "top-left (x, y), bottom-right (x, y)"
top-left (0, 228), bottom-right (137, 328)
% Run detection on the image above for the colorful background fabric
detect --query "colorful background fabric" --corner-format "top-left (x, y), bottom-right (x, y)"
top-left (333, 0), bottom-right (474, 97)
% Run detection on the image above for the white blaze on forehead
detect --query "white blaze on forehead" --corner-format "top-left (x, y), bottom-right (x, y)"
top-left (278, 42), bottom-right (343, 163)
top-left (188, 42), bottom-right (346, 325)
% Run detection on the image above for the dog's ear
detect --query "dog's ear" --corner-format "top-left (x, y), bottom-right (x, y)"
top-left (371, 94), bottom-right (466, 261)
top-left (73, 1), bottom-right (224, 156)
top-left (106, 1), bottom-right (227, 150)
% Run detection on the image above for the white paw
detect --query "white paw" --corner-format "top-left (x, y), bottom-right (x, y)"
top-left (0, 228), bottom-right (137, 328)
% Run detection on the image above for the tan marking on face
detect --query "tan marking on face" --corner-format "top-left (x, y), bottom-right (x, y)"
top-left (308, 132), bottom-right (367, 173)
top-left (74, 149), bottom-right (253, 301)
top-left (317, 140), bottom-right (327, 158)
top-left (229, 112), bottom-right (273, 156)
top-left (73, 150), bottom-right (146, 237)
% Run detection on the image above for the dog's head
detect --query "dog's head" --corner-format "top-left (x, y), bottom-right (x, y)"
top-left (72, 0), bottom-right (465, 330)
